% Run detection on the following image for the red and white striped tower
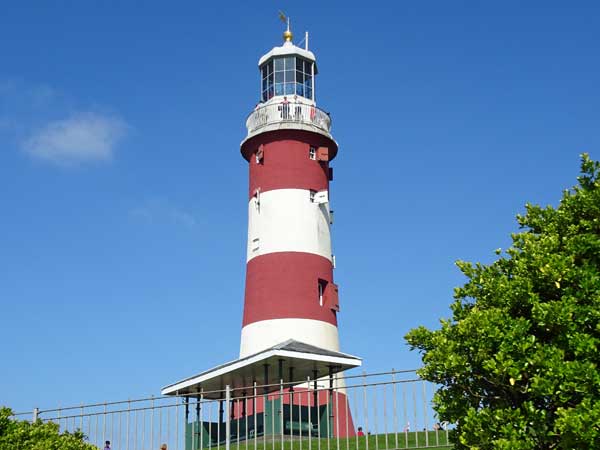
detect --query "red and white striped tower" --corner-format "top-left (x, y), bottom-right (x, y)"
top-left (240, 25), bottom-right (341, 359)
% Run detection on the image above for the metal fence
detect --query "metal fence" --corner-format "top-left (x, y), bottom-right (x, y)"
top-left (12, 369), bottom-right (450, 450)
top-left (246, 102), bottom-right (332, 135)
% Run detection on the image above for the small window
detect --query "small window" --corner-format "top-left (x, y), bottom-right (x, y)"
top-left (256, 145), bottom-right (264, 164)
top-left (309, 189), bottom-right (316, 202)
top-left (309, 146), bottom-right (316, 160)
top-left (318, 279), bottom-right (327, 306)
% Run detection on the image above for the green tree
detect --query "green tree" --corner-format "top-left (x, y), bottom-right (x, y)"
top-left (406, 154), bottom-right (600, 449)
top-left (0, 407), bottom-right (96, 450)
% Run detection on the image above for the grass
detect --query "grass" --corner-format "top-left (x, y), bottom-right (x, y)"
top-left (226, 431), bottom-right (452, 450)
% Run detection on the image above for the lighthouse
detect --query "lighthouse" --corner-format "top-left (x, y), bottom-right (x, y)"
top-left (239, 24), bottom-right (341, 358)
top-left (162, 22), bottom-right (360, 445)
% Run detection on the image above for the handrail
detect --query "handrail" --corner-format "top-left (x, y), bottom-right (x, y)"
top-left (246, 101), bottom-right (332, 135)
top-left (12, 368), bottom-right (418, 416)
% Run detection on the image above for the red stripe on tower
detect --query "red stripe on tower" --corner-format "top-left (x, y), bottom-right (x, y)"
top-left (243, 252), bottom-right (337, 326)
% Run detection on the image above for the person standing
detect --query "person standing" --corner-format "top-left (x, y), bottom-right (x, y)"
top-left (280, 96), bottom-right (290, 120)
top-left (104, 441), bottom-right (111, 450)
top-left (357, 427), bottom-right (365, 437)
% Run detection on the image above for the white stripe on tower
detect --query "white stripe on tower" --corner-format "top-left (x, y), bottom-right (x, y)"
top-left (240, 318), bottom-right (340, 358)
top-left (247, 188), bottom-right (332, 263)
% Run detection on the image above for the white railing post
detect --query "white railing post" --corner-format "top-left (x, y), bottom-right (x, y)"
top-left (33, 407), bottom-right (39, 422)
top-left (225, 385), bottom-right (231, 450)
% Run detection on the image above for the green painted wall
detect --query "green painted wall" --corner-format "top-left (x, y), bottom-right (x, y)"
top-left (185, 399), bottom-right (332, 450)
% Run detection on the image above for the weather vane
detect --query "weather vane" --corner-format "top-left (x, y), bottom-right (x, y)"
top-left (278, 10), bottom-right (293, 42)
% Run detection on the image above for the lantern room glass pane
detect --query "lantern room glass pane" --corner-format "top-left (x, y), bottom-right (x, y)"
top-left (261, 57), bottom-right (315, 100)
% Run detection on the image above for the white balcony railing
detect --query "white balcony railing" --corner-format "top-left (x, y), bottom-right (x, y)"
top-left (246, 101), bottom-right (332, 136)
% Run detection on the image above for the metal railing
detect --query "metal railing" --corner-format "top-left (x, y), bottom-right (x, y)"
top-left (12, 369), bottom-right (451, 450)
top-left (246, 102), bottom-right (332, 136)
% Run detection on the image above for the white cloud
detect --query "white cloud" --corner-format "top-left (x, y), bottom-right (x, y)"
top-left (22, 113), bottom-right (128, 166)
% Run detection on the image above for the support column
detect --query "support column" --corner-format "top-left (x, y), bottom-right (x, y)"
top-left (328, 366), bottom-right (334, 439)
top-left (242, 391), bottom-right (247, 418)
top-left (196, 395), bottom-right (201, 448)
top-left (289, 367), bottom-right (295, 427)
top-left (264, 364), bottom-right (270, 437)
top-left (313, 369), bottom-right (319, 436)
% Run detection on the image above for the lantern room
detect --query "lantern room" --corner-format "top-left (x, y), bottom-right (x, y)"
top-left (258, 29), bottom-right (317, 103)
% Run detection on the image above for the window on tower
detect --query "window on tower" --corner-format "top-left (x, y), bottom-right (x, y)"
top-left (318, 279), bottom-right (326, 306)
top-left (261, 61), bottom-right (274, 101)
top-left (261, 56), bottom-right (313, 102)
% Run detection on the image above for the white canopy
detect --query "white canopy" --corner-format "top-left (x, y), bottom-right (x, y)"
top-left (161, 340), bottom-right (361, 399)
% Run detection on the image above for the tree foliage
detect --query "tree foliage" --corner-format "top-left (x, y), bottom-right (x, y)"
top-left (0, 407), bottom-right (96, 450)
top-left (405, 154), bottom-right (600, 449)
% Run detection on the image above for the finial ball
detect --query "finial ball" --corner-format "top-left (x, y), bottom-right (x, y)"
top-left (283, 30), bottom-right (293, 42)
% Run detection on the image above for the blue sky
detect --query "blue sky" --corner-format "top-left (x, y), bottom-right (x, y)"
top-left (1, 1), bottom-right (599, 414)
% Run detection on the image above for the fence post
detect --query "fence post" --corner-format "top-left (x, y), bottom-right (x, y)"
top-left (33, 408), bottom-right (39, 422)
top-left (391, 369), bottom-right (398, 450)
top-left (225, 385), bottom-right (231, 450)
top-left (362, 371), bottom-right (368, 450)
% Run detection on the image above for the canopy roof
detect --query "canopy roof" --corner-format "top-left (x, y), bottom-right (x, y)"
top-left (161, 340), bottom-right (361, 399)
top-left (258, 41), bottom-right (318, 74)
